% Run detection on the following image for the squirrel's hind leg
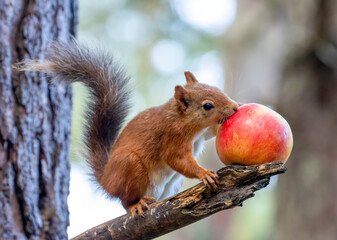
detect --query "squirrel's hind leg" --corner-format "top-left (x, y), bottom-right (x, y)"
top-left (102, 153), bottom-right (155, 217)
top-left (126, 196), bottom-right (156, 218)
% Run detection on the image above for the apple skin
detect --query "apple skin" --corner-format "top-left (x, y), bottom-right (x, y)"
top-left (216, 103), bottom-right (293, 165)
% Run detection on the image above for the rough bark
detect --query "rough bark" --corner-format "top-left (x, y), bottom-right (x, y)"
top-left (73, 162), bottom-right (286, 240)
top-left (0, 0), bottom-right (77, 239)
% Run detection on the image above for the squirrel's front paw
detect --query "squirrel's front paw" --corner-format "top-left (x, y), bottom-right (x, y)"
top-left (199, 170), bottom-right (219, 190)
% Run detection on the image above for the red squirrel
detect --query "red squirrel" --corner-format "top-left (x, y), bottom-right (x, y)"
top-left (20, 40), bottom-right (239, 217)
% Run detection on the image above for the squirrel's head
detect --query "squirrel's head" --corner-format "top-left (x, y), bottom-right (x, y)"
top-left (174, 71), bottom-right (238, 127)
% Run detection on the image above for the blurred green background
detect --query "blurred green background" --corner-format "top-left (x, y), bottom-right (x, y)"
top-left (68, 0), bottom-right (337, 239)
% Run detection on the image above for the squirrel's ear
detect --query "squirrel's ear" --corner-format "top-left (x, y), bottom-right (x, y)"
top-left (174, 85), bottom-right (189, 109)
top-left (184, 71), bottom-right (198, 84)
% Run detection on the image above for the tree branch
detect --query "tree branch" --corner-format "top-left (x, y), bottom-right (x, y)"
top-left (72, 161), bottom-right (286, 240)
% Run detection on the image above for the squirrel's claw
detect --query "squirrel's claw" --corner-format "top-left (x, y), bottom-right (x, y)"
top-left (130, 206), bottom-right (138, 218)
top-left (129, 202), bottom-right (146, 218)
top-left (128, 196), bottom-right (155, 218)
top-left (200, 170), bottom-right (219, 191)
top-left (137, 204), bottom-right (145, 218)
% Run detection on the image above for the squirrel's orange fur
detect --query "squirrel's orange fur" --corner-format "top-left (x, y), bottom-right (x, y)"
top-left (19, 40), bottom-right (238, 217)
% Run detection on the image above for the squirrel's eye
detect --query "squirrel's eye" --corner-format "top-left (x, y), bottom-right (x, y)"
top-left (203, 103), bottom-right (214, 111)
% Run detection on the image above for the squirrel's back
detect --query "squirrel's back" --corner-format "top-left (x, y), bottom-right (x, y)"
top-left (19, 40), bottom-right (131, 182)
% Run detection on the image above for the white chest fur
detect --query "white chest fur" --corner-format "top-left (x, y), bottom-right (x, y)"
top-left (146, 127), bottom-right (215, 200)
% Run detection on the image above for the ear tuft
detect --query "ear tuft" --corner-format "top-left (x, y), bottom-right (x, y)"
top-left (184, 71), bottom-right (198, 84)
top-left (174, 85), bottom-right (186, 102)
top-left (174, 85), bottom-right (189, 109)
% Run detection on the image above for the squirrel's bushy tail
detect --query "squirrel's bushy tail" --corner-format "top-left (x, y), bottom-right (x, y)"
top-left (18, 40), bottom-right (131, 182)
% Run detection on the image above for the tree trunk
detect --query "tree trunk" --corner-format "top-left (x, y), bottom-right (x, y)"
top-left (224, 0), bottom-right (337, 239)
top-left (274, 0), bottom-right (337, 239)
top-left (0, 0), bottom-right (77, 239)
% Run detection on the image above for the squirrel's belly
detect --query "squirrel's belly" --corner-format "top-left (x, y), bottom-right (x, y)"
top-left (158, 172), bottom-right (185, 200)
top-left (145, 127), bottom-right (213, 200)
top-left (146, 165), bottom-right (181, 200)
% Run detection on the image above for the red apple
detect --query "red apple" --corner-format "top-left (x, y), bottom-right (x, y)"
top-left (216, 103), bottom-right (293, 165)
